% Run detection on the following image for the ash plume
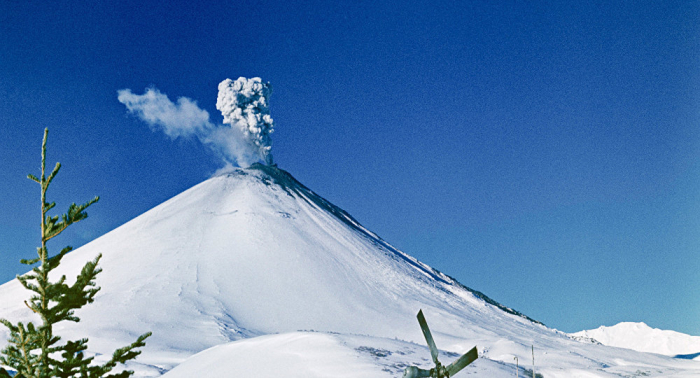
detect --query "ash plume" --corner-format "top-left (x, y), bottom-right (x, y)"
top-left (216, 77), bottom-right (275, 165)
top-left (117, 77), bottom-right (276, 169)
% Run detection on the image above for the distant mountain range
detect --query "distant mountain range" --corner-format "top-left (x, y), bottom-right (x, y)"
top-left (572, 322), bottom-right (700, 359)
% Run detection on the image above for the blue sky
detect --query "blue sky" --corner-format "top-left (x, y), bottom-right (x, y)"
top-left (1, 1), bottom-right (699, 335)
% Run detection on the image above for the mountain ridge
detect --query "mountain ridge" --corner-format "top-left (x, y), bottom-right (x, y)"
top-left (248, 163), bottom-right (543, 325)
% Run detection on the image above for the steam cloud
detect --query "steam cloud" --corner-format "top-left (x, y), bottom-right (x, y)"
top-left (117, 88), bottom-right (213, 138)
top-left (217, 78), bottom-right (275, 165)
top-left (117, 77), bottom-right (276, 169)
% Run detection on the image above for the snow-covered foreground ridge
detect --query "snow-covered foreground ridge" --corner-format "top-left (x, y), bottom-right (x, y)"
top-left (1, 164), bottom-right (698, 377)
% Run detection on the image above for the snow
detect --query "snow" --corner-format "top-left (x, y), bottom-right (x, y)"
top-left (161, 332), bottom-right (387, 378)
top-left (1, 164), bottom-right (699, 377)
top-left (571, 322), bottom-right (700, 358)
top-left (161, 330), bottom-right (700, 378)
top-left (161, 332), bottom-right (524, 378)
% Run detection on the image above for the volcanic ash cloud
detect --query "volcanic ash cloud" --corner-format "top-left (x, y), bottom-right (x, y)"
top-left (117, 77), bottom-right (276, 169)
top-left (216, 77), bottom-right (275, 165)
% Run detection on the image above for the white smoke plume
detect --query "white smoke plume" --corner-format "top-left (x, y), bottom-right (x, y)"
top-left (117, 88), bottom-right (213, 139)
top-left (117, 77), bottom-right (276, 169)
top-left (216, 77), bottom-right (275, 165)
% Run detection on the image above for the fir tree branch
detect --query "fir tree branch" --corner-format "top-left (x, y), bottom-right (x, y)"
top-left (45, 162), bottom-right (60, 189)
top-left (43, 198), bottom-right (99, 243)
top-left (20, 256), bottom-right (41, 266)
top-left (44, 202), bottom-right (56, 213)
top-left (46, 247), bottom-right (73, 271)
top-left (23, 301), bottom-right (38, 314)
top-left (16, 275), bottom-right (40, 294)
top-left (97, 332), bottom-right (151, 378)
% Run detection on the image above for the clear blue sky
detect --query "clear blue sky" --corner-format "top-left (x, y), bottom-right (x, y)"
top-left (1, 1), bottom-right (699, 335)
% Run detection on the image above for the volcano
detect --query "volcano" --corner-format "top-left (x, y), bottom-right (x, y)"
top-left (1, 164), bottom-right (698, 377)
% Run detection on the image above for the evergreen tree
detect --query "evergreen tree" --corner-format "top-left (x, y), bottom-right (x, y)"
top-left (0, 129), bottom-right (151, 378)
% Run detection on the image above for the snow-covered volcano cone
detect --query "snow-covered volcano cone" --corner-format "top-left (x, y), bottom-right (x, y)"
top-left (2, 165), bottom-right (693, 377)
top-left (0, 164), bottom-right (544, 372)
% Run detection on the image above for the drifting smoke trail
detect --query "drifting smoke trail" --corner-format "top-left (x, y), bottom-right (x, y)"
top-left (117, 87), bottom-right (213, 139)
top-left (117, 77), bottom-right (276, 169)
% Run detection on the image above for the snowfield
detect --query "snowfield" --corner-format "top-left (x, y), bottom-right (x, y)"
top-left (572, 322), bottom-right (700, 359)
top-left (1, 164), bottom-right (698, 377)
top-left (160, 332), bottom-right (521, 378)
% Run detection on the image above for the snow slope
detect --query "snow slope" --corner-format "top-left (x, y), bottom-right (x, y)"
top-left (161, 330), bottom-right (700, 378)
top-left (0, 164), bottom-right (698, 377)
top-left (161, 332), bottom-right (521, 378)
top-left (572, 322), bottom-right (700, 358)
